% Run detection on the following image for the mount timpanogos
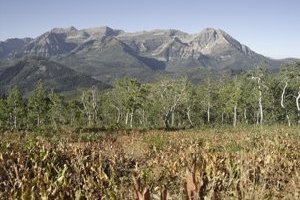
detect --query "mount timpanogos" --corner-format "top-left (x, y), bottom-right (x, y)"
top-left (0, 26), bottom-right (293, 94)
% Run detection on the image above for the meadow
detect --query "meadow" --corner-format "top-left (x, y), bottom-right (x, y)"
top-left (0, 126), bottom-right (299, 199)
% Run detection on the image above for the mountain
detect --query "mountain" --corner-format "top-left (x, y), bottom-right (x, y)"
top-left (0, 57), bottom-right (109, 95)
top-left (0, 38), bottom-right (32, 60)
top-left (60, 35), bottom-right (166, 83)
top-left (0, 26), bottom-right (296, 94)
top-left (16, 26), bottom-right (124, 58)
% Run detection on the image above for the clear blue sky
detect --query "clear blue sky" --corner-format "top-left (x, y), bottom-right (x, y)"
top-left (0, 0), bottom-right (299, 58)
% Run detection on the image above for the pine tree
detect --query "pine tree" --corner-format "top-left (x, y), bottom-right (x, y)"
top-left (0, 97), bottom-right (8, 129)
top-left (6, 85), bottom-right (25, 130)
top-left (28, 81), bottom-right (49, 127)
top-left (49, 90), bottom-right (65, 128)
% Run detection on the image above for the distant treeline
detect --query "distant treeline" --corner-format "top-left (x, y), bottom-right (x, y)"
top-left (0, 62), bottom-right (299, 130)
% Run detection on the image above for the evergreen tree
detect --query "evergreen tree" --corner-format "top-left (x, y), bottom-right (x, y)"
top-left (0, 97), bottom-right (8, 129)
top-left (6, 85), bottom-right (25, 130)
top-left (49, 90), bottom-right (65, 128)
top-left (66, 99), bottom-right (83, 127)
top-left (28, 81), bottom-right (49, 127)
top-left (218, 77), bottom-right (242, 127)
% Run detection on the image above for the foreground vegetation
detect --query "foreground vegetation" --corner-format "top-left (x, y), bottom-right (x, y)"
top-left (1, 126), bottom-right (299, 199)
top-left (0, 62), bottom-right (299, 199)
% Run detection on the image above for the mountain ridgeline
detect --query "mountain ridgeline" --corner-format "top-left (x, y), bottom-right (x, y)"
top-left (0, 26), bottom-right (295, 94)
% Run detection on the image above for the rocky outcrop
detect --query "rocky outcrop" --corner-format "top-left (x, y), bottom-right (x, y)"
top-left (0, 38), bottom-right (32, 59)
top-left (0, 26), bottom-right (294, 91)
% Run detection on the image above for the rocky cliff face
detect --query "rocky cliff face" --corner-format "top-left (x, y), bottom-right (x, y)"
top-left (19, 26), bottom-right (124, 58)
top-left (0, 38), bottom-right (32, 59)
top-left (1, 26), bottom-right (278, 70)
top-left (0, 26), bottom-right (292, 94)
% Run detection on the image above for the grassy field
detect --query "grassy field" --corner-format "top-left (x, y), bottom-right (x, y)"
top-left (0, 126), bottom-right (299, 199)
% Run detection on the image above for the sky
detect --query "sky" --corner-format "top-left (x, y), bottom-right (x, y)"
top-left (0, 0), bottom-right (299, 59)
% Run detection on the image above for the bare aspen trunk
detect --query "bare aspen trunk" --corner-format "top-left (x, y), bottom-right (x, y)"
top-left (207, 102), bottom-right (210, 124)
top-left (244, 108), bottom-right (248, 124)
top-left (88, 112), bottom-right (92, 126)
top-left (281, 82), bottom-right (288, 108)
top-left (187, 107), bottom-right (193, 126)
top-left (258, 85), bottom-right (263, 125)
top-left (171, 111), bottom-right (175, 127)
top-left (37, 113), bottom-right (40, 126)
top-left (125, 112), bottom-right (129, 126)
top-left (296, 91), bottom-right (300, 124)
top-left (116, 107), bottom-right (120, 124)
top-left (221, 111), bottom-right (224, 124)
top-left (138, 110), bottom-right (143, 125)
top-left (70, 113), bottom-right (75, 126)
top-left (9, 113), bottom-right (12, 129)
top-left (281, 81), bottom-right (290, 126)
top-left (233, 103), bottom-right (237, 128)
top-left (130, 109), bottom-right (133, 128)
top-left (252, 76), bottom-right (264, 126)
top-left (13, 107), bottom-right (17, 129)
top-left (286, 114), bottom-right (291, 127)
top-left (254, 77), bottom-right (263, 126)
top-left (142, 109), bottom-right (145, 125)
top-left (52, 117), bottom-right (57, 129)
top-left (164, 112), bottom-right (170, 129)
top-left (91, 88), bottom-right (97, 125)
top-left (13, 115), bottom-right (17, 129)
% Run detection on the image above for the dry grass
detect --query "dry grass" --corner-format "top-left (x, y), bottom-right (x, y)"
top-left (0, 126), bottom-right (299, 199)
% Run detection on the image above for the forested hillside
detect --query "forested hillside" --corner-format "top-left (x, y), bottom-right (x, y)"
top-left (1, 62), bottom-right (299, 130)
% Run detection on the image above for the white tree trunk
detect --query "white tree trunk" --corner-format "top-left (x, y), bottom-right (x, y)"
top-left (258, 85), bottom-right (263, 125)
top-left (281, 81), bottom-right (290, 126)
top-left (207, 102), bottom-right (210, 124)
top-left (286, 114), bottom-right (291, 127)
top-left (164, 112), bottom-right (170, 129)
top-left (88, 112), bottom-right (92, 126)
top-left (130, 109), bottom-right (133, 128)
top-left (187, 107), bottom-right (193, 126)
top-left (52, 117), bottom-right (57, 129)
top-left (221, 110), bottom-right (225, 124)
top-left (281, 81), bottom-right (288, 108)
top-left (125, 112), bottom-right (129, 126)
top-left (296, 91), bottom-right (300, 124)
top-left (37, 112), bottom-right (40, 126)
top-left (116, 107), bottom-right (121, 124)
top-left (142, 109), bottom-right (145, 125)
top-left (252, 76), bottom-right (264, 126)
top-left (171, 111), bottom-right (175, 127)
top-left (244, 108), bottom-right (248, 124)
top-left (81, 89), bottom-right (97, 126)
top-left (233, 103), bottom-right (237, 128)
top-left (91, 88), bottom-right (97, 125)
top-left (13, 106), bottom-right (17, 129)
top-left (70, 113), bottom-right (75, 126)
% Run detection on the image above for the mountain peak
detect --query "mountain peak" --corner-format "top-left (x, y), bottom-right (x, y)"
top-left (201, 27), bottom-right (218, 32)
top-left (50, 26), bottom-right (78, 34)
top-left (196, 27), bottom-right (229, 38)
top-left (189, 27), bottom-right (254, 56)
top-left (83, 26), bottom-right (123, 38)
top-left (0, 25), bottom-right (287, 85)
